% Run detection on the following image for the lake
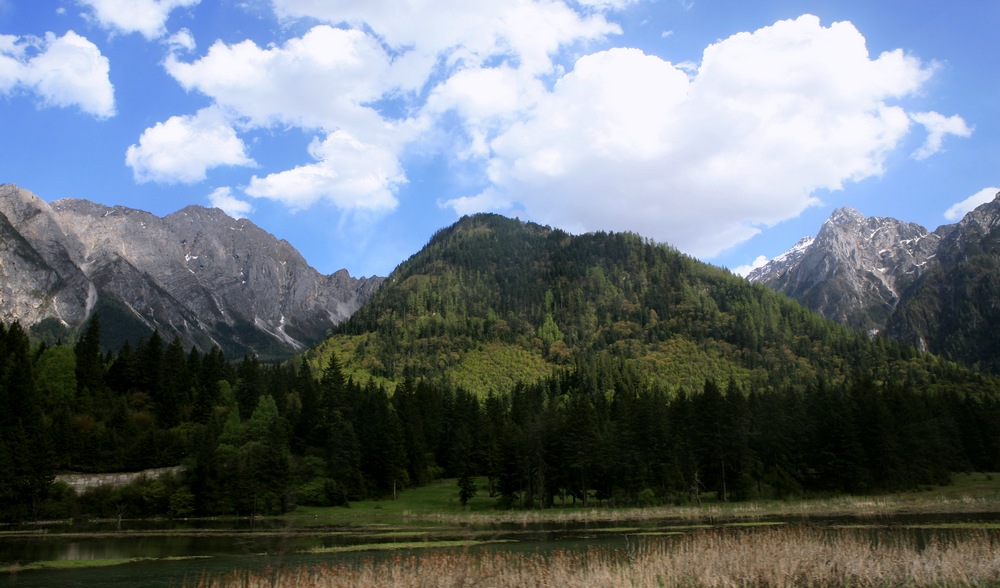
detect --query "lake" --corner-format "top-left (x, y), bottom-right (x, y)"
top-left (3, 511), bottom-right (1000, 587)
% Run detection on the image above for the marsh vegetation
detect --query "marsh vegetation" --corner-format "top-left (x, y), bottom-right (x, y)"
top-left (187, 525), bottom-right (1000, 588)
top-left (3, 475), bottom-right (1000, 587)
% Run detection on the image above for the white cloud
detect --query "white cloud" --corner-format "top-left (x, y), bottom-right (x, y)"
top-left (245, 130), bottom-right (404, 212)
top-left (443, 15), bottom-right (947, 259)
top-left (163, 25), bottom-right (412, 211)
top-left (439, 191), bottom-right (514, 217)
top-left (166, 28), bottom-right (196, 53)
top-left (944, 187), bottom-right (1000, 222)
top-left (428, 66), bottom-right (542, 123)
top-left (732, 255), bottom-right (769, 278)
top-left (426, 65), bottom-right (546, 157)
top-left (165, 26), bottom-right (396, 136)
top-left (126, 107), bottom-right (254, 184)
top-left (0, 31), bottom-right (115, 118)
top-left (271, 0), bottom-right (621, 77)
top-left (208, 187), bottom-right (253, 218)
top-left (76, 0), bottom-right (199, 40)
top-left (576, 0), bottom-right (639, 8)
top-left (910, 111), bottom-right (972, 160)
top-left (148, 1), bottom-right (625, 216)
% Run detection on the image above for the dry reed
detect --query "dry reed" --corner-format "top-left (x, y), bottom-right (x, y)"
top-left (407, 494), bottom-right (1000, 528)
top-left (187, 525), bottom-right (1000, 587)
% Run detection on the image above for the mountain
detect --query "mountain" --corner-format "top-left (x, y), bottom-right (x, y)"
top-left (0, 184), bottom-right (382, 359)
top-left (316, 212), bottom-right (951, 396)
top-left (748, 193), bottom-right (1000, 372)
top-left (747, 207), bottom-right (940, 333)
top-left (886, 195), bottom-right (1000, 373)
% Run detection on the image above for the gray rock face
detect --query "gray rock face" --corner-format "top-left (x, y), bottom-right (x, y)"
top-left (0, 185), bottom-right (93, 328)
top-left (884, 193), bottom-right (1000, 371)
top-left (0, 184), bottom-right (382, 358)
top-left (747, 206), bottom-right (939, 333)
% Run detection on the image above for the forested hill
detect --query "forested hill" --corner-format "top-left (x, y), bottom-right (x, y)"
top-left (320, 213), bottom-right (967, 395)
top-left (5, 213), bottom-right (1000, 522)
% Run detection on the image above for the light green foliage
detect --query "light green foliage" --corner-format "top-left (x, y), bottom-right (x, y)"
top-left (449, 343), bottom-right (551, 397)
top-left (246, 394), bottom-right (282, 445)
top-left (217, 407), bottom-right (243, 446)
top-left (35, 345), bottom-right (77, 409)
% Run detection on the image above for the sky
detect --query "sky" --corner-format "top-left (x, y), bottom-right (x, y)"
top-left (1, 0), bottom-right (997, 278)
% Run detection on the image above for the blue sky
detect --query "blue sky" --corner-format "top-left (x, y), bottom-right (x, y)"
top-left (1, 0), bottom-right (997, 278)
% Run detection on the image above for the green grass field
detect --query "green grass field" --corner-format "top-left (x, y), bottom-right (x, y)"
top-left (290, 472), bottom-right (1000, 527)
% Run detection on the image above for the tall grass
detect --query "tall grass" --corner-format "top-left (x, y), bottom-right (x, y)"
top-left (188, 525), bottom-right (1000, 587)
top-left (415, 493), bottom-right (1000, 527)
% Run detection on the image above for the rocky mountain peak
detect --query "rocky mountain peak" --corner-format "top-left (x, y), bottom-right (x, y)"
top-left (824, 206), bottom-right (866, 228)
top-left (745, 237), bottom-right (813, 283)
top-left (748, 206), bottom-right (938, 331)
top-left (1, 185), bottom-right (383, 359)
top-left (943, 191), bottom-right (1000, 241)
top-left (742, 193), bottom-right (1000, 372)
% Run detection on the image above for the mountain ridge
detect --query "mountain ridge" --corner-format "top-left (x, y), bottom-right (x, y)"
top-left (747, 205), bottom-right (939, 332)
top-left (0, 183), bottom-right (382, 359)
top-left (749, 192), bottom-right (1000, 371)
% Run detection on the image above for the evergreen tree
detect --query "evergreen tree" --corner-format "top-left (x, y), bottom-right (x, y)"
top-left (235, 355), bottom-right (265, 421)
top-left (74, 315), bottom-right (104, 396)
top-left (157, 336), bottom-right (187, 428)
top-left (563, 392), bottom-right (599, 505)
top-left (458, 468), bottom-right (476, 506)
top-left (0, 323), bottom-right (53, 520)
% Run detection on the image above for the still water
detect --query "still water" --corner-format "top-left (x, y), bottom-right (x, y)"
top-left (2, 512), bottom-right (998, 587)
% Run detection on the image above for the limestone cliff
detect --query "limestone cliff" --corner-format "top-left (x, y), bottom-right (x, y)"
top-left (0, 184), bottom-right (382, 359)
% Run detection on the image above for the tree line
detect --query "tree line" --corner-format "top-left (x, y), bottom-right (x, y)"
top-left (3, 318), bottom-right (999, 522)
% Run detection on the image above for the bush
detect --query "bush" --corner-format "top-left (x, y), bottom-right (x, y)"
top-left (637, 487), bottom-right (658, 507)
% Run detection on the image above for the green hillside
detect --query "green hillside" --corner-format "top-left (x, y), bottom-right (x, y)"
top-left (4, 213), bottom-right (1000, 522)
top-left (313, 213), bottom-right (959, 395)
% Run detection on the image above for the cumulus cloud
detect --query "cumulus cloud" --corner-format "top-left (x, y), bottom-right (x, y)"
top-left (165, 26), bottom-right (396, 135)
top-left (442, 15), bottom-right (951, 258)
top-left (125, 106), bottom-right (254, 184)
top-left (76, 0), bottom-right (199, 39)
top-left (944, 187), bottom-right (1000, 222)
top-left (245, 130), bottom-right (404, 212)
top-left (141, 5), bottom-right (966, 248)
top-left (165, 28), bottom-right (196, 53)
top-left (148, 1), bottom-right (625, 217)
top-left (208, 186), bottom-right (253, 218)
top-left (271, 0), bottom-right (620, 78)
top-left (426, 65), bottom-right (546, 157)
top-left (733, 255), bottom-right (769, 278)
top-left (910, 111), bottom-right (973, 160)
top-left (164, 25), bottom-right (411, 209)
top-left (0, 31), bottom-right (115, 118)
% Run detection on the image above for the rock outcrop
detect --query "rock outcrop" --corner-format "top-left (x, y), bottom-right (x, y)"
top-left (748, 206), bottom-right (938, 333)
top-left (748, 193), bottom-right (1000, 372)
top-left (0, 184), bottom-right (382, 359)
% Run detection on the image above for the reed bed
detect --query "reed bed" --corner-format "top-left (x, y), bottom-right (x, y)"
top-left (187, 525), bottom-right (1000, 587)
top-left (412, 494), bottom-right (1000, 527)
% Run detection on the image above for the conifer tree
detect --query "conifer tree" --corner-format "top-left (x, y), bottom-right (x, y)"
top-left (74, 315), bottom-right (104, 396)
